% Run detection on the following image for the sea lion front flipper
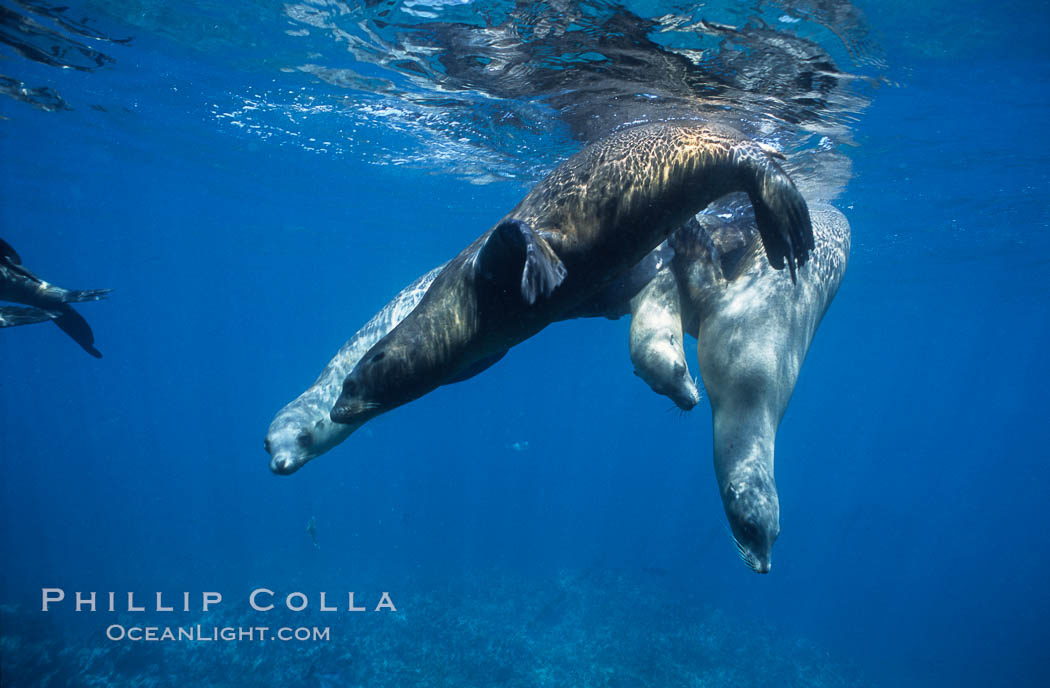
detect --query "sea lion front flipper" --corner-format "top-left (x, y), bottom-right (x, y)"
top-left (0, 306), bottom-right (60, 328)
top-left (477, 219), bottom-right (566, 305)
top-left (445, 349), bottom-right (508, 384)
top-left (50, 305), bottom-right (103, 358)
top-left (745, 154), bottom-right (814, 283)
top-left (721, 232), bottom-right (766, 283)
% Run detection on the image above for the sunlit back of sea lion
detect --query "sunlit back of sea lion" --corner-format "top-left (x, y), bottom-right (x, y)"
top-left (330, 121), bottom-right (814, 428)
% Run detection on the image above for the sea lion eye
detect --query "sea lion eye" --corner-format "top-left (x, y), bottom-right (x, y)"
top-left (296, 432), bottom-right (314, 448)
top-left (371, 352), bottom-right (386, 363)
top-left (263, 439), bottom-right (271, 453)
top-left (342, 379), bottom-right (358, 396)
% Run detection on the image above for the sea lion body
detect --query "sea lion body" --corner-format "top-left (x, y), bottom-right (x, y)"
top-left (0, 237), bottom-right (110, 357)
top-left (267, 245), bottom-right (673, 475)
top-left (629, 203), bottom-right (850, 572)
top-left (331, 122), bottom-right (813, 426)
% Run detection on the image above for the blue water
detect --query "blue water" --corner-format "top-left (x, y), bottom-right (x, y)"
top-left (1, 1), bottom-right (1048, 686)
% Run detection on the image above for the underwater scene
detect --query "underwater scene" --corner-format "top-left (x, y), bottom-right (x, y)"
top-left (1, 0), bottom-right (1048, 686)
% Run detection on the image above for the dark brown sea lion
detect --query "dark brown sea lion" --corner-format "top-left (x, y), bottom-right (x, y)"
top-left (330, 121), bottom-right (813, 427)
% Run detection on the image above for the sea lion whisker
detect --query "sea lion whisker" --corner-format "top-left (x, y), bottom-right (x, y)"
top-left (663, 403), bottom-right (685, 418)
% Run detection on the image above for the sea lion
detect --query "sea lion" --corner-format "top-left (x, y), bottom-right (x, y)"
top-left (330, 121), bottom-right (813, 427)
top-left (265, 266), bottom-right (443, 475)
top-left (625, 215), bottom-right (723, 412)
top-left (628, 265), bottom-right (701, 411)
top-left (0, 237), bottom-right (111, 357)
top-left (266, 262), bottom-right (514, 475)
top-left (267, 243), bottom-right (676, 475)
top-left (628, 202), bottom-right (850, 572)
top-left (0, 305), bottom-right (60, 328)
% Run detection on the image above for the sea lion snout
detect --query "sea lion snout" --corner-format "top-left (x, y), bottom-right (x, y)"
top-left (331, 369), bottom-right (391, 426)
top-left (265, 423), bottom-right (316, 475)
top-left (724, 475), bottom-right (780, 574)
top-left (730, 511), bottom-right (778, 574)
top-left (667, 361), bottom-right (701, 411)
top-left (330, 391), bottom-right (372, 426)
top-left (330, 379), bottom-right (359, 424)
top-left (270, 453), bottom-right (298, 475)
top-left (329, 403), bottom-right (351, 424)
top-left (632, 342), bottom-right (700, 411)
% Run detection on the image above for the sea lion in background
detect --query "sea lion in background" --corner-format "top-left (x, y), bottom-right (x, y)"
top-left (629, 202), bottom-right (850, 572)
top-left (628, 264), bottom-right (701, 411)
top-left (625, 216), bottom-right (718, 412)
top-left (0, 237), bottom-right (111, 357)
top-left (331, 121), bottom-right (813, 427)
top-left (0, 305), bottom-right (60, 328)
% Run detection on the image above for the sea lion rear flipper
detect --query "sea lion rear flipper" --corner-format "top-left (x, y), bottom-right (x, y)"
top-left (63, 288), bottom-right (112, 303)
top-left (446, 350), bottom-right (508, 384)
top-left (745, 155), bottom-right (814, 283)
top-left (51, 305), bottom-right (103, 358)
top-left (477, 219), bottom-right (566, 304)
top-left (0, 306), bottom-right (60, 328)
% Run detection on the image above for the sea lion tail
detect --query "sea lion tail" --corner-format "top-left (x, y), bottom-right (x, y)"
top-left (62, 287), bottom-right (112, 303)
top-left (743, 150), bottom-right (814, 283)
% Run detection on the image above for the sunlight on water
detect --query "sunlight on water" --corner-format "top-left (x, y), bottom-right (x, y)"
top-left (1, 0), bottom-right (883, 185)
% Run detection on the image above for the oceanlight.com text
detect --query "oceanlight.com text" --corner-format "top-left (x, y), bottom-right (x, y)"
top-left (105, 624), bottom-right (331, 642)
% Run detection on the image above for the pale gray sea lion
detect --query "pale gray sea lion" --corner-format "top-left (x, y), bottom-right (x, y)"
top-left (330, 121), bottom-right (813, 427)
top-left (628, 203), bottom-right (850, 572)
top-left (265, 266), bottom-right (444, 475)
top-left (628, 264), bottom-right (701, 411)
top-left (0, 237), bottom-right (110, 357)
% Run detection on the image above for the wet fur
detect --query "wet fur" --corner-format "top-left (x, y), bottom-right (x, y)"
top-left (628, 203), bottom-right (850, 572)
top-left (265, 266), bottom-right (443, 474)
top-left (331, 122), bottom-right (813, 427)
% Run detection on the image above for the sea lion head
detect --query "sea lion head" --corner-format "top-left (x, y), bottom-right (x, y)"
top-left (330, 343), bottom-right (422, 427)
top-left (265, 412), bottom-right (320, 475)
top-left (632, 334), bottom-right (701, 411)
top-left (722, 465), bottom-right (780, 574)
top-left (330, 374), bottom-right (384, 427)
top-left (266, 402), bottom-right (351, 475)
